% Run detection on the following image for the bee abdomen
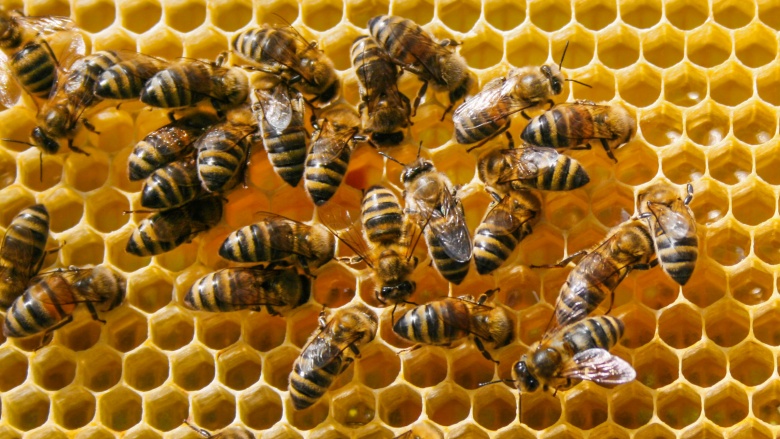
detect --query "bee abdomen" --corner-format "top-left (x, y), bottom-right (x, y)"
top-left (220, 223), bottom-right (269, 262)
top-left (265, 133), bottom-right (307, 187)
top-left (427, 231), bottom-right (469, 284)
top-left (528, 154), bottom-right (590, 191)
top-left (0, 204), bottom-right (50, 271)
top-left (10, 43), bottom-right (56, 98)
top-left (3, 277), bottom-right (74, 338)
top-left (473, 226), bottom-right (520, 275)
top-left (184, 271), bottom-right (234, 312)
top-left (657, 235), bottom-right (698, 286)
top-left (565, 316), bottom-right (624, 353)
top-left (304, 149), bottom-right (351, 206)
top-left (197, 139), bottom-right (250, 193)
top-left (126, 226), bottom-right (175, 256)
top-left (454, 112), bottom-right (506, 145)
top-left (141, 158), bottom-right (202, 210)
top-left (362, 186), bottom-right (403, 244)
top-left (289, 357), bottom-right (342, 410)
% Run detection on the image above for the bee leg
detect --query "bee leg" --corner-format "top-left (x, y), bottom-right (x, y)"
top-left (685, 183), bottom-right (694, 205)
top-left (599, 139), bottom-right (618, 163)
top-left (85, 302), bottom-right (107, 324)
top-left (474, 338), bottom-right (499, 365)
top-left (478, 288), bottom-right (500, 304)
top-left (505, 130), bottom-right (515, 149)
top-left (348, 343), bottom-right (362, 358)
top-left (440, 101), bottom-right (455, 122)
top-left (67, 140), bottom-right (90, 156)
top-left (396, 344), bottom-right (423, 356)
top-left (299, 257), bottom-right (314, 277)
top-left (318, 306), bottom-right (328, 329)
top-left (530, 250), bottom-right (588, 269)
top-left (411, 80), bottom-right (428, 117)
top-left (265, 305), bottom-right (281, 316)
top-left (167, 111), bottom-right (177, 124)
top-left (340, 357), bottom-right (355, 373)
top-left (37, 315), bottom-right (74, 350)
top-left (81, 118), bottom-right (100, 134)
top-left (439, 39), bottom-right (461, 47)
top-left (183, 419), bottom-right (212, 437)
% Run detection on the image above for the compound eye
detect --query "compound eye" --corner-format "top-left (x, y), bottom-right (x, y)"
top-left (551, 79), bottom-right (562, 95)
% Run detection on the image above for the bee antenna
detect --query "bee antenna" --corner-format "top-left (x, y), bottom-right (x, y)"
top-left (565, 78), bottom-right (592, 88)
top-left (416, 140), bottom-right (423, 158)
top-left (378, 151), bottom-right (405, 166)
top-left (183, 420), bottom-right (210, 438)
top-left (1, 138), bottom-right (34, 147)
top-left (558, 40), bottom-right (570, 70)
top-left (479, 379), bottom-right (514, 388)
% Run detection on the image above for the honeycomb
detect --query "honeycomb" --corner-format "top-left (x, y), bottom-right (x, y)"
top-left (0, 0), bottom-right (779, 437)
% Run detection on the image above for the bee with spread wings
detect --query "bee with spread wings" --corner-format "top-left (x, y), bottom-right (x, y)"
top-left (0, 11), bottom-right (85, 107)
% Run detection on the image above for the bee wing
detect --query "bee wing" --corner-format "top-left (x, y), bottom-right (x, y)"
top-left (560, 348), bottom-right (636, 385)
top-left (228, 267), bottom-right (291, 307)
top-left (0, 51), bottom-right (21, 107)
top-left (482, 196), bottom-right (529, 236)
top-left (299, 321), bottom-right (364, 371)
top-left (256, 83), bottom-right (293, 132)
top-left (14, 15), bottom-right (76, 34)
top-left (453, 78), bottom-right (533, 130)
top-left (311, 125), bottom-right (358, 164)
top-left (259, 27), bottom-right (317, 84)
top-left (496, 147), bottom-right (562, 183)
top-left (319, 204), bottom-right (374, 267)
top-left (384, 20), bottom-right (448, 80)
top-left (648, 201), bottom-right (696, 241)
top-left (45, 29), bottom-right (86, 68)
top-left (247, 213), bottom-right (321, 260)
top-left (556, 104), bottom-right (616, 140)
top-left (430, 188), bottom-right (473, 263)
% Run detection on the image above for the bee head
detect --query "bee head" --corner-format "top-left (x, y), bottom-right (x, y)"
top-left (378, 280), bottom-right (416, 304)
top-left (512, 359), bottom-right (540, 392)
top-left (541, 64), bottom-right (564, 96)
top-left (31, 127), bottom-right (60, 154)
top-left (401, 158), bottom-right (432, 183)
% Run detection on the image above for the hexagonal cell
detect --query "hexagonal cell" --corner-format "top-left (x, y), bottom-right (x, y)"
top-left (0, 186), bottom-right (36, 227)
top-left (754, 301), bottom-right (780, 345)
top-left (0, 348), bottom-right (27, 391)
top-left (528, 0), bottom-right (571, 31)
top-left (85, 188), bottom-right (129, 234)
top-left (99, 386), bottom-right (142, 431)
top-left (688, 180), bottom-right (729, 226)
top-left (106, 229), bottom-right (150, 273)
top-left (183, 28), bottom-right (228, 61)
top-left (239, 385), bottom-right (283, 430)
top-left (615, 303), bottom-right (655, 349)
top-left (461, 27), bottom-right (503, 71)
top-left (425, 382), bottom-right (471, 426)
top-left (681, 260), bottom-right (726, 309)
top-left (2, 384), bottom-right (50, 431)
top-left (119, 0), bottom-right (161, 33)
top-left (473, 384), bottom-right (516, 431)
top-left (639, 103), bottom-right (683, 147)
top-left (516, 223), bottom-right (565, 269)
top-left (705, 222), bottom-right (751, 266)
top-left (730, 260), bottom-right (774, 306)
top-left (485, 0), bottom-right (525, 31)
top-left (345, 0), bottom-right (389, 27)
top-left (256, 0), bottom-right (300, 23)
top-left (73, 426), bottom-right (115, 439)
top-left (711, 0), bottom-right (753, 28)
top-left (733, 102), bottom-right (777, 145)
top-left (64, 149), bottom-right (109, 192)
top-left (0, 148), bottom-right (16, 190)
top-left (355, 343), bottom-right (400, 389)
top-left (196, 314), bottom-right (241, 350)
top-left (244, 311), bottom-right (287, 352)
top-left (736, 23), bottom-right (777, 68)
top-left (73, 0), bottom-right (115, 33)
top-left (150, 306), bottom-right (194, 351)
top-left (663, 62), bottom-right (706, 107)
top-left (756, 62), bottom-right (780, 106)
top-left (217, 344), bottom-right (262, 390)
top-left (634, 343), bottom-right (678, 389)
top-left (301, 0), bottom-right (343, 31)
top-left (753, 380), bottom-right (780, 424)
top-left (31, 346), bottom-right (76, 390)
top-left (660, 143), bottom-right (706, 185)
top-left (450, 345), bottom-right (496, 390)
top-left (17, 149), bottom-right (62, 192)
top-left (682, 341), bottom-right (727, 387)
top-left (128, 269), bottom-right (172, 314)
top-left (209, 0), bottom-right (252, 31)
top-left (597, 25), bottom-right (640, 70)
top-left (165, 0), bottom-right (206, 32)
top-left (264, 345), bottom-right (299, 391)
top-left (704, 300), bottom-right (750, 347)
top-left (286, 397), bottom-right (329, 431)
top-left (60, 228), bottom-right (104, 267)
top-left (729, 341), bottom-right (773, 387)
top-left (729, 421), bottom-right (774, 439)
top-left (564, 385), bottom-right (608, 430)
top-left (124, 346), bottom-right (169, 391)
top-left (710, 63), bottom-right (753, 108)
top-left (492, 267), bottom-right (542, 312)
top-left (448, 424), bottom-right (490, 439)
top-left (332, 385), bottom-right (376, 427)
top-left (154, 240), bottom-right (199, 272)
top-left (289, 306), bottom-right (322, 348)
top-left (438, 0), bottom-right (479, 32)
top-left (618, 63), bottom-right (660, 107)
top-left (569, 63), bottom-right (616, 102)
top-left (312, 263), bottom-right (356, 309)
top-left (686, 102), bottom-right (730, 147)
top-left (572, 0), bottom-right (616, 30)
top-left (121, 426), bottom-right (163, 439)
top-left (192, 385), bottom-right (236, 431)
top-left (105, 308), bottom-right (147, 352)
top-left (141, 386), bottom-right (188, 431)
top-left (319, 27), bottom-right (361, 71)
top-left (402, 346), bottom-right (447, 388)
top-left (657, 303), bottom-right (702, 349)
top-left (138, 28), bottom-right (183, 60)
top-left (619, 0), bottom-right (661, 28)
top-left (79, 346), bottom-right (122, 392)
top-left (610, 381), bottom-right (653, 428)
top-left (657, 384), bottom-right (702, 429)
top-left (172, 345), bottom-right (215, 391)
top-left (634, 423), bottom-right (677, 439)
top-left (52, 386), bottom-right (96, 430)
top-left (38, 187), bottom-right (83, 234)
top-left (704, 383), bottom-right (749, 427)
top-left (666, 0), bottom-right (708, 30)
top-left (688, 24), bottom-right (732, 68)
top-left (519, 391), bottom-right (562, 430)
top-left (591, 182), bottom-right (634, 228)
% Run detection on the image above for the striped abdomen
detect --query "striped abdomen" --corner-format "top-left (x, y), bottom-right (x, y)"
top-left (425, 228), bottom-right (469, 285)
top-left (95, 57), bottom-right (166, 99)
top-left (361, 185), bottom-right (404, 244)
top-left (653, 226), bottom-right (698, 286)
top-left (0, 204), bottom-right (49, 272)
top-left (562, 316), bottom-right (625, 354)
top-left (219, 220), bottom-right (303, 263)
top-left (519, 153), bottom-right (590, 191)
top-left (232, 27), bottom-right (300, 67)
top-left (140, 62), bottom-right (212, 108)
top-left (9, 42), bottom-right (56, 99)
top-left (473, 220), bottom-right (529, 276)
top-left (197, 126), bottom-right (252, 193)
top-left (521, 106), bottom-right (595, 148)
top-left (351, 35), bottom-right (399, 96)
top-left (304, 139), bottom-right (352, 206)
top-left (289, 353), bottom-right (345, 410)
top-left (453, 100), bottom-right (511, 145)
top-left (141, 157), bottom-right (202, 210)
top-left (262, 122), bottom-right (307, 187)
top-left (392, 298), bottom-right (471, 346)
top-left (556, 252), bottom-right (628, 327)
top-left (368, 15), bottom-right (433, 74)
top-left (3, 275), bottom-right (76, 338)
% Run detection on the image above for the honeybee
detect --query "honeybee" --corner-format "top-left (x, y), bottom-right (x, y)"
top-left (232, 25), bottom-right (339, 106)
top-left (304, 106), bottom-right (367, 205)
top-left (184, 266), bottom-right (310, 316)
top-left (453, 43), bottom-right (584, 148)
top-left (520, 100), bottom-right (636, 163)
top-left (474, 191), bottom-right (541, 275)
top-left (350, 35), bottom-right (410, 145)
top-left (289, 303), bottom-right (378, 410)
top-left (368, 15), bottom-right (473, 120)
top-left (253, 82), bottom-right (308, 187)
top-left (127, 111), bottom-right (219, 182)
top-left (140, 155), bottom-right (202, 210)
top-left (0, 204), bottom-right (50, 308)
top-left (323, 185), bottom-right (418, 305)
top-left (392, 290), bottom-right (513, 363)
top-left (219, 214), bottom-right (335, 275)
top-left (3, 265), bottom-right (126, 346)
top-left (195, 106), bottom-right (258, 193)
top-left (33, 50), bottom-right (133, 155)
top-left (385, 150), bottom-right (472, 284)
top-left (125, 195), bottom-right (224, 256)
top-left (477, 143), bottom-right (591, 193)
top-left (367, 15), bottom-right (472, 120)
top-left (510, 316), bottom-right (635, 393)
top-left (94, 52), bottom-right (167, 100)
top-left (183, 421), bottom-right (255, 439)
top-left (0, 10), bottom-right (85, 106)
top-left (140, 54), bottom-right (249, 111)
top-left (638, 183), bottom-right (698, 286)
top-left (542, 219), bottom-right (656, 327)
top-left (393, 422), bottom-right (443, 439)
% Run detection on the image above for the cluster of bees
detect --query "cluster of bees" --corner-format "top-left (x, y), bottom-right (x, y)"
top-left (0, 8), bottom-right (703, 437)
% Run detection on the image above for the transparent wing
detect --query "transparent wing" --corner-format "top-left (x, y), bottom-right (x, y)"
top-left (226, 268), bottom-right (291, 307)
top-left (430, 188), bottom-right (472, 262)
top-left (385, 19), bottom-right (447, 80)
top-left (299, 321), bottom-right (364, 371)
top-left (258, 82), bottom-right (293, 132)
top-left (46, 29), bottom-right (86, 69)
top-left (649, 201), bottom-right (696, 240)
top-left (319, 204), bottom-right (373, 267)
top-left (252, 215), bottom-right (318, 260)
top-left (14, 15), bottom-right (76, 34)
top-left (453, 77), bottom-right (533, 130)
top-left (560, 348), bottom-right (636, 384)
top-left (497, 147), bottom-right (560, 183)
top-left (310, 125), bottom-right (357, 164)
top-left (554, 103), bottom-right (615, 141)
top-left (258, 26), bottom-right (316, 83)
top-left (0, 51), bottom-right (21, 107)
top-left (483, 195), bottom-right (527, 236)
